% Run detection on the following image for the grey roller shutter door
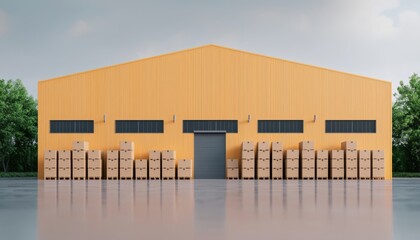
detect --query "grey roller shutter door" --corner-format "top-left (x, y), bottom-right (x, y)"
top-left (194, 132), bottom-right (226, 179)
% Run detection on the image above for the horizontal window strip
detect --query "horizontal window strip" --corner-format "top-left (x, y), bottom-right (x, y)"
top-left (50, 120), bottom-right (94, 133)
top-left (325, 120), bottom-right (376, 133)
top-left (183, 120), bottom-right (238, 133)
top-left (115, 120), bottom-right (164, 133)
top-left (258, 120), bottom-right (304, 133)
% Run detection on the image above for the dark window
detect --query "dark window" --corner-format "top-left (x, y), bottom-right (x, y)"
top-left (183, 120), bottom-right (238, 133)
top-left (325, 120), bottom-right (376, 133)
top-left (115, 120), bottom-right (164, 133)
top-left (50, 120), bottom-right (94, 133)
top-left (258, 120), bottom-right (304, 133)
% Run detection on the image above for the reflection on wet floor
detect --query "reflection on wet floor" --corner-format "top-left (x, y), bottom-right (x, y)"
top-left (36, 180), bottom-right (393, 240)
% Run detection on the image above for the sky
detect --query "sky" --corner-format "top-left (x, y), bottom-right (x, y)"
top-left (0, 0), bottom-right (419, 98)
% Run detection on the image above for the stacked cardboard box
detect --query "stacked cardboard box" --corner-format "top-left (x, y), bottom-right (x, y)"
top-left (149, 150), bottom-right (161, 179)
top-left (135, 159), bottom-right (148, 179)
top-left (87, 150), bottom-right (102, 179)
top-left (241, 141), bottom-right (255, 179)
top-left (342, 141), bottom-right (358, 179)
top-left (330, 150), bottom-right (344, 179)
top-left (226, 159), bottom-right (239, 179)
top-left (257, 141), bottom-right (270, 179)
top-left (300, 141), bottom-right (315, 179)
top-left (359, 150), bottom-right (371, 179)
top-left (271, 142), bottom-right (283, 179)
top-left (372, 150), bottom-right (385, 179)
top-left (44, 150), bottom-right (57, 180)
top-left (120, 141), bottom-right (134, 179)
top-left (162, 150), bottom-right (176, 179)
top-left (106, 150), bottom-right (119, 180)
top-left (58, 150), bottom-right (71, 179)
top-left (178, 159), bottom-right (192, 179)
top-left (316, 150), bottom-right (329, 179)
top-left (72, 141), bottom-right (89, 180)
top-left (285, 150), bottom-right (299, 179)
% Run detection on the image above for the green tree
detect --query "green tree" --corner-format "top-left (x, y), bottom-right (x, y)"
top-left (0, 79), bottom-right (37, 172)
top-left (393, 73), bottom-right (420, 172)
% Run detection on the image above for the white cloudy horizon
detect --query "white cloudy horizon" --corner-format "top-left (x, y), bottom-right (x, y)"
top-left (0, 0), bottom-right (419, 97)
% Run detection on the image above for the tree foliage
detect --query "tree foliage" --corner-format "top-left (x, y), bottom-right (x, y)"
top-left (0, 79), bottom-right (37, 172)
top-left (393, 73), bottom-right (420, 172)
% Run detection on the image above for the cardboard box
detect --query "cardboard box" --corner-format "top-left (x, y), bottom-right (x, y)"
top-left (242, 151), bottom-right (255, 159)
top-left (44, 167), bottom-right (57, 179)
top-left (272, 167), bottom-right (283, 179)
top-left (299, 141), bottom-right (314, 150)
top-left (330, 167), bottom-right (344, 179)
top-left (257, 159), bottom-right (270, 168)
top-left (341, 141), bottom-right (357, 151)
top-left (120, 141), bottom-right (134, 151)
top-left (162, 159), bottom-right (175, 168)
top-left (162, 150), bottom-right (176, 160)
top-left (372, 167), bottom-right (385, 178)
top-left (346, 158), bottom-right (358, 168)
top-left (285, 167), bottom-right (299, 179)
top-left (149, 167), bottom-right (161, 179)
top-left (346, 167), bottom-right (358, 179)
top-left (286, 150), bottom-right (299, 159)
top-left (272, 142), bottom-right (283, 151)
top-left (272, 151), bottom-right (283, 160)
top-left (107, 158), bottom-right (118, 169)
top-left (178, 159), bottom-right (192, 169)
top-left (120, 167), bottom-right (133, 179)
top-left (241, 168), bottom-right (254, 179)
top-left (285, 158), bottom-right (299, 168)
top-left (301, 159), bottom-right (315, 169)
top-left (301, 150), bottom-right (315, 160)
top-left (73, 167), bottom-right (86, 179)
top-left (87, 150), bottom-right (101, 159)
top-left (149, 150), bottom-right (161, 160)
top-left (241, 158), bottom-right (255, 168)
top-left (257, 167), bottom-right (270, 178)
top-left (359, 167), bottom-right (371, 179)
top-left (44, 150), bottom-right (57, 160)
top-left (73, 158), bottom-right (86, 168)
top-left (58, 167), bottom-right (71, 179)
top-left (258, 141), bottom-right (270, 151)
top-left (162, 167), bottom-right (175, 179)
top-left (346, 150), bottom-right (358, 160)
top-left (317, 150), bottom-right (328, 160)
top-left (135, 159), bottom-right (148, 169)
top-left (316, 167), bottom-right (328, 179)
top-left (58, 150), bottom-right (71, 161)
top-left (120, 150), bottom-right (134, 160)
top-left (257, 151), bottom-right (270, 159)
top-left (149, 159), bottom-right (160, 168)
top-left (242, 141), bottom-right (254, 151)
top-left (226, 167), bottom-right (239, 179)
top-left (107, 167), bottom-right (118, 179)
top-left (301, 167), bottom-right (315, 179)
top-left (372, 150), bottom-right (385, 159)
top-left (72, 141), bottom-right (89, 151)
top-left (178, 167), bottom-right (192, 179)
top-left (87, 167), bottom-right (102, 179)
top-left (88, 158), bottom-right (102, 169)
top-left (107, 150), bottom-right (119, 160)
top-left (272, 159), bottom-right (283, 168)
top-left (120, 158), bottom-right (133, 168)
top-left (44, 152), bottom-right (57, 168)
top-left (135, 167), bottom-right (147, 179)
top-left (226, 159), bottom-right (239, 168)
top-left (330, 150), bottom-right (344, 169)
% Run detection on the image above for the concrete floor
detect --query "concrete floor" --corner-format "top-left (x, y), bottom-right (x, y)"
top-left (0, 179), bottom-right (418, 240)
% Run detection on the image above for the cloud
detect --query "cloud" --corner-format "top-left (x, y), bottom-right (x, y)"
top-left (0, 9), bottom-right (8, 36)
top-left (68, 20), bottom-right (90, 37)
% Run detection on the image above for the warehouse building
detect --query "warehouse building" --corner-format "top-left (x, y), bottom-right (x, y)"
top-left (38, 45), bottom-right (392, 179)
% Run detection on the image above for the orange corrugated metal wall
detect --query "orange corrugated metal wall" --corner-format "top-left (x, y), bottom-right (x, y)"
top-left (37, 45), bottom-right (392, 179)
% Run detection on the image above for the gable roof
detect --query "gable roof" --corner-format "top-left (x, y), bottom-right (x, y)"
top-left (39, 44), bottom-right (390, 84)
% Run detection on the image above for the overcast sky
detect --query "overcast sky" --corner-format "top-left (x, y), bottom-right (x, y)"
top-left (1, 0), bottom-right (419, 97)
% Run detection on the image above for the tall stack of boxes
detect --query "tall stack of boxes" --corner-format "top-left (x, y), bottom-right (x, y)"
top-left (162, 150), bottom-right (176, 179)
top-left (120, 141), bottom-right (134, 179)
top-left (271, 142), bottom-right (283, 179)
top-left (106, 150), bottom-right (119, 180)
top-left (316, 150), bottom-right (329, 179)
top-left (87, 150), bottom-right (102, 179)
top-left (149, 150), bottom-right (161, 179)
top-left (241, 141), bottom-right (255, 179)
top-left (44, 150), bottom-right (57, 180)
top-left (226, 159), bottom-right (239, 179)
top-left (58, 150), bottom-right (71, 179)
top-left (342, 141), bottom-right (358, 179)
top-left (359, 150), bottom-right (371, 179)
top-left (135, 159), bottom-right (148, 179)
top-left (300, 141), bottom-right (315, 179)
top-left (72, 141), bottom-right (89, 180)
top-left (257, 141), bottom-right (270, 179)
top-left (285, 150), bottom-right (299, 179)
top-left (372, 150), bottom-right (385, 179)
top-left (178, 159), bottom-right (192, 179)
top-left (330, 150), bottom-right (344, 179)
